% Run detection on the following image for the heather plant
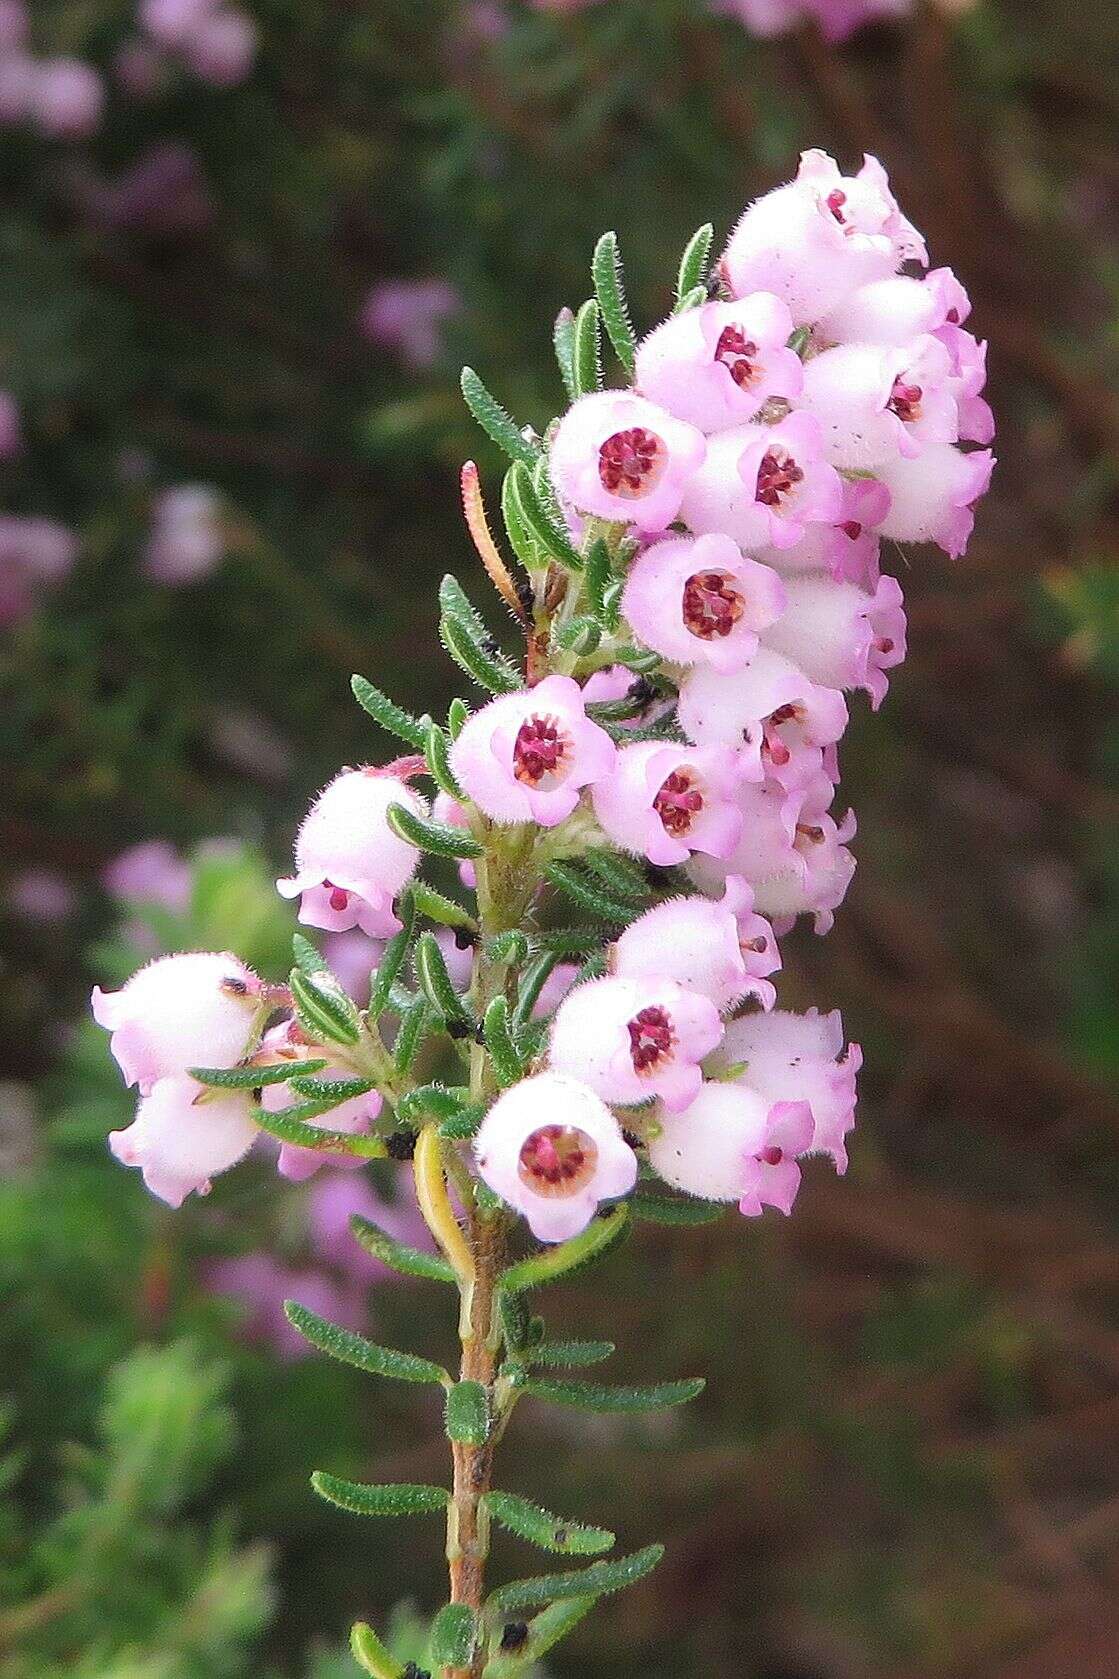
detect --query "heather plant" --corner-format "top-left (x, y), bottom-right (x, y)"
top-left (91, 156), bottom-right (992, 1678)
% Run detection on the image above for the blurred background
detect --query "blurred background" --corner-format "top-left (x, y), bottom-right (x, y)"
top-left (2, 1), bottom-right (1118, 1675)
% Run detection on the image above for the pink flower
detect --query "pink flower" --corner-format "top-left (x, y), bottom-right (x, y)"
top-left (7, 868), bottom-right (75, 922)
top-left (761, 571), bottom-right (906, 710)
top-left (678, 413), bottom-right (843, 552)
top-left (435, 926), bottom-right (476, 991)
top-left (0, 516), bottom-right (77, 626)
top-left (613, 876), bottom-right (779, 1011)
top-left (720, 150), bottom-right (926, 326)
top-left (621, 532), bottom-right (786, 673)
top-left (102, 840), bottom-right (192, 913)
top-left (721, 1006), bottom-right (860, 1172)
top-left (591, 741), bottom-right (743, 867)
top-left (109, 1073), bottom-right (258, 1206)
top-left (322, 929), bottom-right (385, 1003)
top-left (736, 1101), bottom-right (816, 1217)
top-left (92, 950), bottom-right (261, 1094)
top-left (433, 791), bottom-right (476, 889)
top-left (582, 665), bottom-right (673, 731)
top-left (647, 1080), bottom-right (770, 1201)
top-left (473, 1072), bottom-right (637, 1242)
top-left (205, 1254), bottom-right (366, 1359)
top-left (760, 476), bottom-right (890, 590)
top-left (678, 646), bottom-right (848, 788)
top-left (144, 485), bottom-right (225, 586)
top-left (549, 973), bottom-right (724, 1113)
top-left (714, 0), bottom-right (909, 41)
top-left (550, 391), bottom-right (706, 533)
top-left (635, 293), bottom-right (803, 433)
top-left (184, 6), bottom-right (256, 86)
top-left (361, 279), bottom-right (460, 369)
top-left (530, 960), bottom-right (580, 1019)
top-left (449, 674), bottom-right (615, 828)
top-left (820, 268), bottom-right (964, 346)
top-left (873, 443), bottom-right (995, 558)
top-left (307, 1170), bottom-right (432, 1281)
top-left (30, 59), bottom-right (103, 138)
top-left (0, 51), bottom-right (34, 124)
top-left (690, 774), bottom-right (856, 934)
top-left (936, 325), bottom-right (994, 444)
top-left (277, 768), bottom-right (427, 939)
top-left (798, 336), bottom-right (958, 469)
top-left (85, 143), bottom-right (213, 236)
top-left (0, 1), bottom-right (27, 53)
top-left (140, 0), bottom-right (214, 47)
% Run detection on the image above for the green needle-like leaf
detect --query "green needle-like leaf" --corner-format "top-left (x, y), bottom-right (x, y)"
top-left (441, 611), bottom-right (524, 695)
top-left (582, 848), bottom-right (651, 903)
top-left (531, 1340), bottom-right (615, 1368)
top-left (675, 222), bottom-right (714, 305)
top-left (350, 675), bottom-right (430, 749)
top-left (544, 861), bottom-right (634, 925)
top-left (386, 801), bottom-right (485, 860)
top-left (284, 1303), bottom-right (450, 1385)
top-left (484, 995), bottom-right (524, 1088)
top-left (522, 1376), bottom-right (704, 1413)
top-left (629, 1191), bottom-right (725, 1226)
top-left (591, 232), bottom-right (636, 376)
top-left (396, 1082), bottom-right (474, 1126)
top-left (484, 1492), bottom-right (614, 1556)
top-left (500, 1203), bottom-right (628, 1292)
top-left (311, 1473), bottom-right (448, 1518)
top-left (500, 1288), bottom-right (532, 1355)
top-left (425, 719), bottom-right (467, 801)
top-left (415, 930), bottom-right (471, 1024)
top-left (460, 367), bottom-right (539, 467)
top-left (289, 968), bottom-right (361, 1046)
top-left (252, 1105), bottom-right (388, 1158)
top-left (572, 297), bottom-right (602, 396)
top-left (583, 536), bottom-right (614, 626)
top-left (501, 464), bottom-right (546, 573)
top-left (530, 926), bottom-right (605, 956)
top-left (512, 949), bottom-right (559, 1027)
top-left (506, 462), bottom-right (583, 573)
top-left (438, 1105), bottom-right (486, 1140)
top-left (393, 995), bottom-right (432, 1076)
top-left (488, 1544), bottom-right (663, 1615)
top-left (447, 695), bottom-right (471, 738)
top-left (350, 1622), bottom-right (404, 1679)
top-left (412, 880), bottom-right (477, 932)
top-left (287, 1073), bottom-right (377, 1104)
top-left (552, 306), bottom-right (577, 403)
top-left (292, 933), bottom-right (329, 976)
top-left (349, 1213), bottom-right (456, 1283)
top-left (368, 892), bottom-right (416, 1022)
top-left (189, 1059), bottom-right (326, 1090)
top-left (485, 929), bottom-right (529, 966)
top-left (484, 1597), bottom-right (597, 1675)
top-left (431, 1603), bottom-right (479, 1669)
top-left (444, 1380), bottom-right (490, 1445)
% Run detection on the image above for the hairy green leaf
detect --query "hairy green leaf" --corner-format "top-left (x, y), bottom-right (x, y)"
top-left (629, 1191), bottom-right (725, 1226)
top-left (283, 1302), bottom-right (449, 1385)
top-left (484, 995), bottom-right (524, 1088)
top-left (484, 1492), bottom-right (614, 1556)
top-left (544, 861), bottom-right (634, 925)
top-left (349, 1213), bottom-right (456, 1283)
top-left (351, 1621), bottom-right (404, 1679)
top-left (412, 880), bottom-right (477, 932)
top-left (531, 1340), bottom-right (615, 1368)
top-left (292, 933), bottom-right (329, 976)
top-left (386, 800), bottom-right (485, 860)
top-left (369, 889), bottom-right (416, 1021)
top-left (484, 1597), bottom-right (597, 1675)
top-left (552, 306), bottom-right (577, 403)
top-left (252, 1104), bottom-right (388, 1158)
top-left (425, 719), bottom-right (466, 801)
top-left (488, 1544), bottom-right (663, 1615)
top-left (572, 297), bottom-right (602, 396)
top-left (441, 611), bottom-right (524, 695)
top-left (460, 366), bottom-right (539, 467)
top-left (189, 1059), bottom-right (326, 1090)
top-left (582, 848), bottom-right (651, 903)
top-left (522, 1376), bottom-right (704, 1413)
top-left (288, 1073), bottom-right (377, 1104)
top-left (500, 1203), bottom-right (628, 1292)
top-left (350, 675), bottom-right (430, 750)
top-left (415, 930), bottom-right (471, 1023)
top-left (506, 462), bottom-right (583, 573)
top-left (444, 1380), bottom-right (490, 1446)
top-left (591, 232), bottom-right (636, 376)
top-left (394, 994), bottom-right (433, 1077)
top-left (395, 1082), bottom-right (473, 1126)
top-left (431, 1603), bottom-right (478, 1668)
top-left (290, 968), bottom-right (361, 1046)
top-left (311, 1472), bottom-right (448, 1518)
top-left (675, 222), bottom-right (714, 304)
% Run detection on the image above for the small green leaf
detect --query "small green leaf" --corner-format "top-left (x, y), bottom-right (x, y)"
top-left (447, 695), bottom-right (471, 738)
top-left (431, 1603), bottom-right (478, 1669)
top-left (484, 995), bottom-right (524, 1089)
top-left (438, 1105), bottom-right (486, 1140)
top-left (591, 231), bottom-right (636, 377)
top-left (629, 1191), bottom-right (725, 1226)
top-left (311, 1472), bottom-right (448, 1518)
top-left (500, 1204), bottom-right (628, 1292)
top-left (426, 719), bottom-right (466, 801)
top-left (350, 1621), bottom-right (404, 1679)
top-left (553, 615), bottom-right (600, 656)
top-left (583, 537), bottom-right (614, 626)
top-left (532, 1340), bottom-right (615, 1368)
top-left (485, 929), bottom-right (529, 966)
top-left (283, 1302), bottom-right (450, 1385)
top-left (530, 926), bottom-right (604, 956)
top-left (351, 675), bottom-right (430, 750)
top-left (675, 222), bottom-right (714, 306)
top-left (292, 933), bottom-right (329, 976)
top-left (674, 283), bottom-right (707, 313)
top-left (522, 1376), bottom-right (704, 1413)
top-left (506, 462), bottom-right (583, 574)
top-left (350, 1213), bottom-right (456, 1284)
top-left (501, 464), bottom-right (546, 574)
top-left (290, 968), bottom-right (361, 1046)
top-left (500, 1288), bottom-right (532, 1355)
top-left (489, 1544), bottom-right (663, 1615)
top-left (386, 801), bottom-right (485, 860)
top-left (544, 861), bottom-right (634, 925)
top-left (413, 880), bottom-right (477, 932)
top-left (788, 325), bottom-right (812, 357)
top-left (552, 306), bottom-right (577, 403)
top-left (484, 1598), bottom-right (596, 1675)
top-left (415, 930), bottom-right (471, 1024)
top-left (287, 1073), bottom-right (377, 1104)
top-left (572, 297), bottom-right (602, 396)
top-left (512, 949), bottom-right (560, 1027)
top-left (582, 848), bottom-right (651, 904)
top-left (460, 366), bottom-right (539, 468)
top-left (395, 1083), bottom-right (473, 1126)
top-left (611, 642), bottom-right (662, 673)
top-left (441, 612), bottom-right (524, 695)
top-left (189, 1060), bottom-right (326, 1091)
top-left (445, 1380), bottom-right (490, 1445)
top-left (484, 1492), bottom-right (614, 1556)
top-left (394, 994), bottom-right (433, 1077)
top-left (369, 889), bottom-right (416, 1020)
top-left (252, 1105), bottom-right (387, 1158)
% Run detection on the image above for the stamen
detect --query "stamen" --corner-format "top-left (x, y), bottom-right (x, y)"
top-left (598, 427), bottom-right (667, 499)
top-left (682, 570), bottom-right (745, 640)
top-left (756, 447), bottom-right (804, 507)
top-left (513, 714), bottom-right (569, 787)
top-left (888, 379), bottom-right (923, 423)
top-left (626, 1005), bottom-right (676, 1073)
top-left (518, 1124), bottom-right (598, 1197)
top-left (713, 325), bottom-right (760, 388)
top-left (653, 769), bottom-right (704, 837)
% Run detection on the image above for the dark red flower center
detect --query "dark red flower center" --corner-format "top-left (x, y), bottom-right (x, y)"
top-left (756, 447), bottom-right (803, 507)
top-left (760, 1145), bottom-right (784, 1166)
top-left (741, 934), bottom-right (769, 955)
top-left (795, 822), bottom-right (825, 846)
top-left (840, 520), bottom-right (862, 541)
top-left (826, 188), bottom-right (847, 225)
top-left (714, 325), bottom-right (761, 388)
top-left (682, 570), bottom-right (745, 640)
top-left (518, 1124), bottom-right (598, 1196)
top-left (888, 378), bottom-right (923, 423)
top-left (324, 880), bottom-right (350, 912)
top-left (874, 635), bottom-right (895, 656)
top-left (513, 713), bottom-right (568, 787)
top-left (653, 769), bottom-right (704, 836)
top-left (626, 1005), bottom-right (676, 1073)
top-left (598, 427), bottom-right (666, 499)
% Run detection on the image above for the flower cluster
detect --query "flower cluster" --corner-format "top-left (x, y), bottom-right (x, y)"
top-left (133, 0), bottom-right (257, 89)
top-left (0, 3), bottom-right (103, 138)
top-left (93, 152), bottom-right (991, 1244)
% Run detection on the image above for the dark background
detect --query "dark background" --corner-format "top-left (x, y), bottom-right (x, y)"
top-left (2, 2), bottom-right (1118, 1676)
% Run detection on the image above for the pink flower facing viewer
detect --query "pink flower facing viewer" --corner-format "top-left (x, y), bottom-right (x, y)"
top-left (621, 532), bottom-right (787, 674)
top-left (720, 149), bottom-right (927, 326)
top-left (548, 973), bottom-right (724, 1113)
top-left (109, 1073), bottom-right (258, 1207)
top-left (144, 485), bottom-right (225, 586)
top-left (472, 1073), bottom-right (637, 1243)
top-left (361, 279), bottom-right (461, 369)
top-left (678, 412), bottom-right (843, 553)
top-left (257, 1020), bottom-right (383, 1183)
top-left (635, 292), bottom-right (803, 433)
top-left (549, 391), bottom-right (705, 533)
top-left (449, 674), bottom-right (615, 828)
top-left (760, 571), bottom-right (907, 710)
top-left (613, 876), bottom-right (780, 1012)
top-left (91, 950), bottom-right (261, 1093)
top-left (678, 647), bottom-right (848, 790)
top-left (205, 1254), bottom-right (366, 1360)
top-left (591, 741), bottom-right (743, 867)
top-left (102, 839), bottom-right (192, 912)
top-left (277, 767), bottom-right (427, 938)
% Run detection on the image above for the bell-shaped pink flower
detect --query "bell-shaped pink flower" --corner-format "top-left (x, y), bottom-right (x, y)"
top-left (647, 1080), bottom-right (770, 1201)
top-left (820, 268), bottom-right (965, 347)
top-left (621, 532), bottom-right (786, 673)
top-left (205, 1254), bottom-right (366, 1359)
top-left (678, 413), bottom-right (843, 552)
top-left (109, 1073), bottom-right (258, 1206)
top-left (549, 974), bottom-right (724, 1113)
top-left (31, 58), bottom-right (103, 138)
top-left (277, 767), bottom-right (427, 938)
top-left (761, 571), bottom-right (906, 710)
top-left (635, 293), bottom-right (803, 433)
top-left (760, 477), bottom-right (890, 591)
top-left (257, 1020), bottom-right (383, 1183)
top-left (102, 840), bottom-right (192, 912)
top-left (307, 1170), bottom-right (432, 1281)
top-left (720, 150), bottom-right (926, 326)
top-left (722, 1006), bottom-right (860, 1172)
top-left (91, 950), bottom-right (260, 1094)
top-left (678, 646), bottom-right (848, 789)
top-left (591, 741), bottom-right (743, 867)
top-left (183, 7), bottom-right (256, 86)
top-left (473, 1072), bottom-right (637, 1242)
top-left (613, 876), bottom-right (779, 1012)
top-left (449, 675), bottom-right (615, 828)
top-left (321, 929), bottom-right (384, 1002)
top-left (936, 325), bottom-right (994, 444)
top-left (736, 1100), bottom-right (817, 1217)
top-left (873, 443), bottom-right (995, 559)
top-left (799, 336), bottom-right (958, 469)
top-left (550, 391), bottom-right (705, 532)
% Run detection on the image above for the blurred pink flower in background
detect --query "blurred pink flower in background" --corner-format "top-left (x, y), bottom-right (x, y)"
top-left (0, 516), bottom-right (77, 626)
top-left (307, 1170), bottom-right (432, 1283)
top-left (7, 869), bottom-right (76, 923)
top-left (713, 0), bottom-right (909, 40)
top-left (205, 1253), bottom-right (367, 1359)
top-left (138, 0), bottom-right (257, 87)
top-left (76, 143), bottom-right (213, 235)
top-left (0, 393), bottom-right (21, 458)
top-left (0, 9), bottom-right (103, 137)
top-left (361, 279), bottom-right (461, 369)
top-left (103, 841), bottom-right (193, 913)
top-left (321, 930), bottom-right (384, 1003)
top-left (144, 485), bottom-right (225, 585)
